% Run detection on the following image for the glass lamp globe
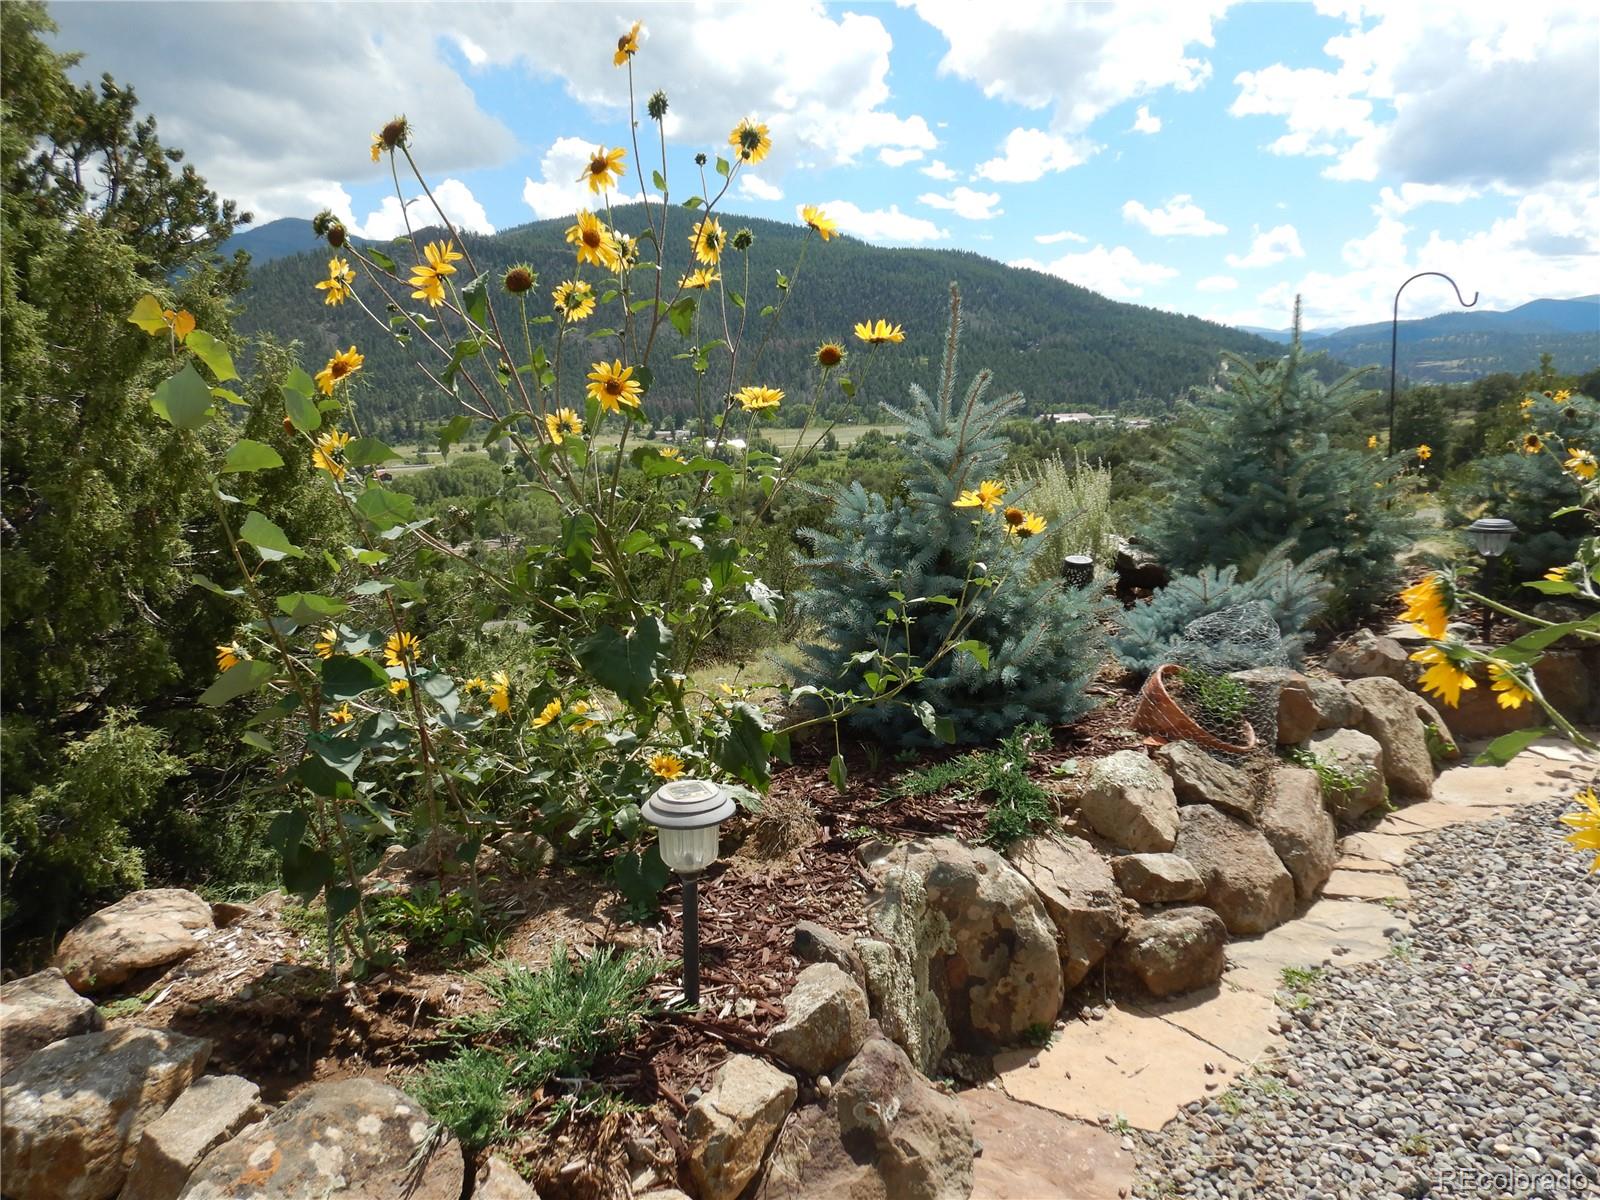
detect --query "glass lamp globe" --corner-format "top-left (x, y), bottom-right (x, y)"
top-left (1466, 517), bottom-right (1517, 558)
top-left (641, 779), bottom-right (735, 876)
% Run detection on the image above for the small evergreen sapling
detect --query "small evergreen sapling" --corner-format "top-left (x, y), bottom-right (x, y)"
top-left (794, 285), bottom-right (1102, 744)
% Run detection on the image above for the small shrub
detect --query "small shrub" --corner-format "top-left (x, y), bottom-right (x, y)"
top-left (1173, 668), bottom-right (1251, 733)
top-left (410, 1048), bottom-right (520, 1151)
top-left (1285, 747), bottom-right (1373, 804)
top-left (893, 723), bottom-right (1054, 850)
top-left (1014, 451), bottom-right (1117, 582)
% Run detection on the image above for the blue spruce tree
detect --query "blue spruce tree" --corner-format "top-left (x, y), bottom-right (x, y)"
top-left (794, 285), bottom-right (1102, 744)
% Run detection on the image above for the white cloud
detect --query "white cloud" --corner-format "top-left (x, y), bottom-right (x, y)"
top-left (974, 127), bottom-right (1093, 183)
top-left (920, 158), bottom-right (960, 180)
top-left (1225, 224), bottom-right (1305, 269)
top-left (739, 174), bottom-right (784, 202)
top-left (879, 146), bottom-right (926, 167)
top-left (355, 177), bottom-right (495, 239)
top-left (1035, 230), bottom-right (1089, 245)
top-left (907, 1), bottom-right (1233, 132)
top-left (1130, 105), bottom-right (1162, 134)
top-left (1121, 194), bottom-right (1226, 237)
top-left (917, 186), bottom-right (1003, 221)
top-left (819, 199), bottom-right (948, 244)
top-left (521, 136), bottom-right (642, 220)
top-left (1195, 274), bottom-right (1238, 292)
top-left (1010, 244), bottom-right (1178, 300)
top-left (1377, 183), bottom-right (1478, 217)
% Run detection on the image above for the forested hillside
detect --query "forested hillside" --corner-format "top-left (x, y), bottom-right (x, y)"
top-left (235, 205), bottom-right (1281, 440)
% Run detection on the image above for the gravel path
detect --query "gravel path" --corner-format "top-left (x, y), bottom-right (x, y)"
top-left (1134, 797), bottom-right (1599, 1200)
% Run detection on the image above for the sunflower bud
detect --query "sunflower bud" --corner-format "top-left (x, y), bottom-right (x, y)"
top-left (731, 227), bottom-right (754, 251)
top-left (503, 265), bottom-right (536, 295)
top-left (647, 90), bottom-right (669, 121)
top-left (326, 223), bottom-right (346, 249)
top-left (311, 210), bottom-right (336, 238)
top-left (816, 342), bottom-right (844, 369)
top-left (380, 116), bottom-right (410, 150)
top-left (694, 152), bottom-right (707, 167)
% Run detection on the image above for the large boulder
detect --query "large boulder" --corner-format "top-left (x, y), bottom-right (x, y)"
top-left (1223, 668), bottom-right (1318, 745)
top-left (1307, 678), bottom-right (1364, 731)
top-left (1173, 806), bottom-right (1296, 935)
top-left (1007, 836), bottom-right (1126, 990)
top-left (1077, 750), bottom-right (1179, 852)
top-left (1346, 677), bottom-right (1436, 799)
top-left (1, 1027), bottom-right (211, 1200)
top-left (767, 963), bottom-right (869, 1077)
top-left (855, 936), bottom-right (944, 1075)
top-left (1153, 741), bottom-right (1257, 821)
top-left (792, 920), bottom-right (866, 991)
top-left (684, 1054), bottom-right (796, 1200)
top-left (1257, 768), bottom-right (1337, 901)
top-left (1301, 727), bottom-right (1388, 822)
top-left (1325, 630), bottom-right (1410, 682)
top-left (757, 1034), bottom-right (974, 1200)
top-left (865, 839), bottom-right (1062, 1070)
top-left (1110, 906), bottom-right (1228, 997)
top-left (0, 968), bottom-right (103, 1072)
top-left (53, 889), bottom-right (214, 993)
top-left (1111, 853), bottom-right (1206, 904)
top-left (179, 1078), bottom-right (464, 1199)
top-left (476, 1157), bottom-right (541, 1199)
top-left (121, 1075), bottom-right (265, 1200)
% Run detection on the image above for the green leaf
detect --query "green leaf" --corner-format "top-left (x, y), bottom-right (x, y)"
top-left (828, 753), bottom-right (848, 792)
top-left (238, 511), bottom-right (305, 561)
top-left (682, 195), bottom-right (703, 210)
top-left (442, 337), bottom-right (484, 387)
top-left (728, 289), bottom-right (744, 310)
top-left (276, 592), bottom-right (347, 622)
top-left (715, 156), bottom-right (730, 178)
top-left (462, 272), bottom-right (489, 328)
top-left (617, 530), bottom-right (655, 554)
top-left (306, 732), bottom-right (363, 780)
top-left (353, 486), bottom-right (416, 531)
top-left (240, 730), bottom-right (276, 753)
top-left (437, 414), bottom-right (472, 456)
top-left (127, 294), bottom-right (168, 335)
top-left (220, 439), bottom-right (285, 474)
top-left (651, 169), bottom-right (667, 191)
top-left (368, 246), bottom-right (398, 272)
top-left (1497, 616), bottom-right (1600, 657)
top-left (185, 330), bottom-right (238, 381)
top-left (421, 671), bottom-right (459, 720)
top-left (322, 654), bottom-right (391, 701)
top-left (577, 617), bottom-right (671, 708)
top-left (283, 366), bottom-right (315, 397)
top-left (613, 845), bottom-right (671, 911)
top-left (211, 387), bottom-right (247, 406)
top-left (668, 296), bottom-right (697, 337)
top-left (839, 376), bottom-right (857, 397)
top-left (1474, 726), bottom-right (1553, 766)
top-left (1523, 579), bottom-right (1581, 596)
top-left (955, 639), bottom-right (991, 669)
top-left (345, 437), bottom-right (398, 467)
top-left (633, 364), bottom-right (653, 394)
top-left (282, 383), bottom-right (321, 433)
top-left (151, 363), bottom-right (214, 430)
top-left (199, 659), bottom-right (276, 706)
top-left (713, 702), bottom-right (773, 791)
top-left (191, 573), bottom-right (245, 598)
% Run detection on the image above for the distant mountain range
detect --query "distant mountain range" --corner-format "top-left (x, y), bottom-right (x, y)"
top-left (220, 217), bottom-right (368, 264)
top-left (1237, 296), bottom-right (1600, 382)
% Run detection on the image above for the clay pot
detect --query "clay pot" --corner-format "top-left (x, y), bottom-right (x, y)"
top-left (1133, 663), bottom-right (1258, 755)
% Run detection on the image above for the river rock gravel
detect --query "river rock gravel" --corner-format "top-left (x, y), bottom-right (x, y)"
top-left (1134, 797), bottom-right (1599, 1200)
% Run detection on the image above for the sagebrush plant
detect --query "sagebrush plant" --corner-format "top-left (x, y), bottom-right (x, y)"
top-left (1014, 451), bottom-right (1116, 583)
top-left (892, 723), bottom-right (1054, 849)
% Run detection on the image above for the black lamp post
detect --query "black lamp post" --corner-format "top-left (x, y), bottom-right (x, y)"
top-left (1388, 272), bottom-right (1477, 454)
top-left (641, 778), bottom-right (734, 1006)
top-left (1466, 517), bottom-right (1517, 642)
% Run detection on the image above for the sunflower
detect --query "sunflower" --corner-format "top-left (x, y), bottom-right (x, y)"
top-left (315, 346), bottom-right (364, 395)
top-left (1560, 787), bottom-right (1600, 872)
top-left (1555, 389), bottom-right (1573, 402)
top-left (216, 642), bottom-right (247, 671)
top-left (729, 118), bottom-right (772, 164)
top-left (816, 342), bottom-right (845, 369)
top-left (658, 446), bottom-right (681, 460)
top-left (329, 703), bottom-right (354, 725)
top-left (614, 20), bottom-right (641, 66)
top-left (1486, 660), bottom-right (1534, 710)
top-left (1522, 432), bottom-right (1543, 454)
top-left (312, 428), bottom-right (352, 480)
top-left (530, 698), bottom-right (563, 728)
top-left (565, 210), bottom-right (620, 270)
top-left (409, 269), bottom-right (446, 308)
top-left (570, 700), bottom-right (601, 733)
top-left (388, 677), bottom-right (410, 696)
top-left (578, 145), bottom-right (627, 193)
top-left (551, 279), bottom-right (596, 323)
top-left (546, 408), bottom-right (584, 445)
top-left (462, 677), bottom-right (486, 694)
top-left (488, 670), bottom-right (511, 715)
top-left (1003, 507), bottom-right (1047, 538)
top-left (649, 752), bottom-right (686, 781)
top-left (689, 216), bottom-right (726, 265)
top-left (1398, 574), bottom-right (1452, 639)
top-left (953, 480), bottom-right (1007, 513)
top-left (370, 133), bottom-right (384, 163)
top-left (408, 241), bottom-right (462, 308)
top-left (801, 204), bottom-right (837, 241)
top-left (1411, 644), bottom-right (1477, 708)
top-left (586, 360), bottom-right (644, 413)
top-left (680, 267), bottom-right (720, 290)
top-left (422, 240), bottom-right (463, 277)
top-left (316, 257), bottom-right (355, 306)
top-left (854, 318), bottom-right (905, 345)
top-left (383, 631), bottom-right (421, 668)
top-left (735, 385), bottom-right (783, 414)
top-left (503, 264), bottom-right (537, 295)
top-left (314, 628), bottom-right (339, 659)
top-left (1520, 396), bottom-right (1536, 417)
top-left (1367, 434), bottom-right (1378, 449)
top-left (1416, 444), bottom-right (1432, 461)
top-left (1545, 564), bottom-right (1572, 582)
top-left (1564, 448), bottom-right (1598, 480)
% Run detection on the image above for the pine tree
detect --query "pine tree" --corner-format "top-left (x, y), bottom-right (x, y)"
top-left (1139, 301), bottom-right (1416, 621)
top-left (793, 285), bottom-right (1102, 744)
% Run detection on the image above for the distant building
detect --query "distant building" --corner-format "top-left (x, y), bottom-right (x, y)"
top-left (1037, 411), bottom-right (1152, 429)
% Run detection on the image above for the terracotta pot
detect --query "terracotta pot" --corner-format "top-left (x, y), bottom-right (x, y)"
top-left (1133, 663), bottom-right (1258, 755)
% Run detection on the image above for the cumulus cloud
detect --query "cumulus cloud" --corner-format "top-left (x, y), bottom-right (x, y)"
top-left (1122, 194), bottom-right (1226, 237)
top-left (356, 178), bottom-right (495, 239)
top-left (975, 128), bottom-right (1093, 183)
top-left (920, 158), bottom-right (960, 180)
top-left (918, 187), bottom-right (1003, 220)
top-left (521, 137), bottom-right (641, 220)
top-left (1195, 275), bottom-right (1238, 292)
top-left (1226, 224), bottom-right (1305, 269)
top-left (739, 174), bottom-right (784, 202)
top-left (1010, 244), bottom-right (1178, 300)
top-left (879, 147), bottom-right (926, 167)
top-left (1130, 105), bottom-right (1162, 134)
top-left (818, 199), bottom-right (948, 244)
top-left (1377, 183), bottom-right (1479, 217)
top-left (1035, 230), bottom-right (1089, 245)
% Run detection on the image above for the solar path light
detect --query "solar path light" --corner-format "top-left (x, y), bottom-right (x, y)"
top-left (641, 778), bottom-right (735, 1006)
top-left (1465, 517), bottom-right (1517, 641)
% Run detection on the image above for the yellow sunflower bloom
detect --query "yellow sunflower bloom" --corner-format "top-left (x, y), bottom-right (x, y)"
top-left (680, 267), bottom-right (720, 290)
top-left (370, 133), bottom-right (384, 163)
top-left (315, 628), bottom-right (339, 659)
top-left (1486, 660), bottom-right (1534, 710)
top-left (329, 703), bottom-right (354, 725)
top-left (854, 318), bottom-right (906, 345)
top-left (801, 204), bottom-right (837, 241)
top-left (1554, 389), bottom-right (1572, 402)
top-left (1003, 507), bottom-right (1047, 538)
top-left (1564, 449), bottom-right (1597, 480)
top-left (1367, 434), bottom-right (1378, 448)
top-left (422, 240), bottom-right (463, 277)
top-left (530, 697), bottom-right (563, 728)
top-left (312, 428), bottom-right (352, 480)
top-left (314, 346), bottom-right (364, 395)
top-left (1398, 574), bottom-right (1451, 640)
top-left (729, 119), bottom-right (772, 164)
top-left (578, 145), bottom-right (627, 193)
top-left (658, 446), bottom-right (681, 460)
top-left (1520, 396), bottom-right (1536, 417)
top-left (953, 480), bottom-right (1007, 513)
top-left (586, 360), bottom-right (644, 413)
top-left (571, 700), bottom-right (601, 732)
top-left (388, 678), bottom-right (410, 696)
top-left (614, 20), bottom-right (641, 66)
top-left (409, 268), bottom-right (447, 308)
top-left (1416, 444), bottom-right (1432, 461)
top-left (649, 752), bottom-right (686, 781)
top-left (1411, 645), bottom-right (1477, 708)
top-left (546, 408), bottom-right (583, 445)
top-left (1545, 565), bottom-right (1571, 582)
top-left (383, 631), bottom-right (421, 668)
top-left (462, 676), bottom-right (486, 694)
top-left (216, 642), bottom-right (247, 671)
top-left (565, 210), bottom-right (620, 270)
top-left (315, 257), bottom-right (355, 306)
top-left (1522, 432), bottom-right (1543, 454)
top-left (816, 342), bottom-right (845, 369)
top-left (735, 385), bottom-right (783, 414)
top-left (551, 280), bottom-right (596, 323)
top-left (689, 216), bottom-right (726, 266)
top-left (488, 670), bottom-right (511, 715)
top-left (1560, 787), bottom-right (1600, 872)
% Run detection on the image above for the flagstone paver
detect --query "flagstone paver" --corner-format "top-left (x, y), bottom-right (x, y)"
top-left (1320, 867), bottom-right (1411, 900)
top-left (962, 1088), bottom-right (1135, 1200)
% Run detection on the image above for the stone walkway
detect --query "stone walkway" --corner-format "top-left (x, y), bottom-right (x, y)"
top-left (963, 737), bottom-right (1594, 1199)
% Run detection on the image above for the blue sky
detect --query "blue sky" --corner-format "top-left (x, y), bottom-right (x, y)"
top-left (53, 1), bottom-right (1599, 331)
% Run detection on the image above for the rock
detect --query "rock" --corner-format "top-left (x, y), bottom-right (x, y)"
top-left (495, 831), bottom-right (555, 872)
top-left (1302, 727), bottom-right (1388, 822)
top-left (1078, 750), bottom-right (1179, 852)
top-left (1007, 836), bottom-right (1127, 990)
top-left (1113, 536), bottom-right (1168, 593)
top-left (684, 1054), bottom-right (796, 1200)
top-left (1307, 678), bottom-right (1365, 730)
top-left (208, 902), bottom-right (256, 928)
top-left (1325, 629), bottom-right (1411, 682)
top-left (0, 968), bottom-right (103, 1072)
top-left (767, 963), bottom-right (869, 1076)
top-left (52, 888), bottom-right (215, 992)
top-left (179, 1078), bottom-right (463, 1199)
top-left (121, 1075), bottom-right (265, 1200)
top-left (866, 838), bottom-right (1062, 1069)
top-left (1422, 651), bottom-right (1592, 739)
top-left (1110, 906), bottom-right (1228, 997)
top-left (1229, 668), bottom-right (1321, 744)
top-left (792, 920), bottom-right (866, 990)
top-left (1172, 806), bottom-right (1296, 935)
top-left (1258, 768), bottom-right (1338, 901)
top-left (1111, 853), bottom-right (1206, 904)
top-left (855, 936), bottom-right (942, 1073)
top-left (757, 1035), bottom-right (975, 1200)
top-left (476, 1155), bottom-right (541, 1199)
top-left (1153, 741), bottom-right (1257, 821)
top-left (1408, 693), bottom-right (1460, 761)
top-left (0, 1026), bottom-right (211, 1200)
top-left (1346, 676), bottom-right (1436, 799)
